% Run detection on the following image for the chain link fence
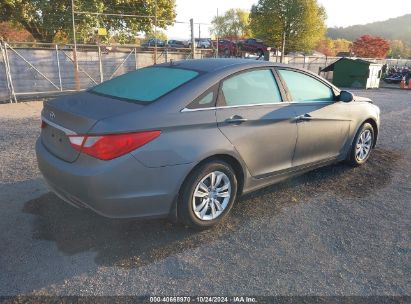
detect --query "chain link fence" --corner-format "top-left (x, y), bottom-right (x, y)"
top-left (1, 41), bottom-right (411, 103)
top-left (0, 41), bottom-right (215, 103)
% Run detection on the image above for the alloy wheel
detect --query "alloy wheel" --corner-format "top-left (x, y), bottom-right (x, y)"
top-left (355, 129), bottom-right (373, 161)
top-left (192, 171), bottom-right (231, 221)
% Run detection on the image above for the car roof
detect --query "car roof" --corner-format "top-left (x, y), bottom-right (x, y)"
top-left (158, 58), bottom-right (288, 73)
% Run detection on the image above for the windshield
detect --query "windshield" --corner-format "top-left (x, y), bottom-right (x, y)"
top-left (90, 67), bottom-right (199, 103)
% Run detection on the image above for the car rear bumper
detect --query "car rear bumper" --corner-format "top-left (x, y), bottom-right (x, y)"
top-left (36, 138), bottom-right (191, 219)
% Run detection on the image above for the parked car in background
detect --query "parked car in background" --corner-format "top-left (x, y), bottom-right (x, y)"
top-left (36, 59), bottom-right (380, 229)
top-left (141, 39), bottom-right (166, 48)
top-left (238, 38), bottom-right (272, 56)
top-left (188, 38), bottom-right (212, 49)
top-left (167, 40), bottom-right (186, 50)
top-left (212, 39), bottom-right (238, 57)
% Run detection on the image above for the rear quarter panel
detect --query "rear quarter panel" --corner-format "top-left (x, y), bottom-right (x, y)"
top-left (128, 109), bottom-right (252, 194)
top-left (129, 109), bottom-right (240, 167)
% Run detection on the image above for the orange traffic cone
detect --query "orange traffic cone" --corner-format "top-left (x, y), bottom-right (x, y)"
top-left (400, 77), bottom-right (406, 89)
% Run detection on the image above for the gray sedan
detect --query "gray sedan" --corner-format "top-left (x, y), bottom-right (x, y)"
top-left (36, 59), bottom-right (380, 228)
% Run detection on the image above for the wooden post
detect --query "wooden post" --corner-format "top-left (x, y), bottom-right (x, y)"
top-left (190, 19), bottom-right (196, 59)
top-left (71, 0), bottom-right (80, 90)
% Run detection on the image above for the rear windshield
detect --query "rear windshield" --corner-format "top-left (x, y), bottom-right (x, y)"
top-left (90, 67), bottom-right (199, 103)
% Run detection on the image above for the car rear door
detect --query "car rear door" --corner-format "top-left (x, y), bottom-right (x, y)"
top-left (216, 68), bottom-right (297, 178)
top-left (276, 68), bottom-right (351, 167)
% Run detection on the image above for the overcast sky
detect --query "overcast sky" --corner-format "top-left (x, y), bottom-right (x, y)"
top-left (165, 0), bottom-right (411, 39)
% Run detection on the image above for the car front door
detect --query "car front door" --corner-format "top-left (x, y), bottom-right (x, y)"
top-left (276, 68), bottom-right (352, 167)
top-left (216, 68), bottom-right (297, 178)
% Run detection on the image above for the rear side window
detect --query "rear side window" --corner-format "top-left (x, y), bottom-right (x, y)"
top-left (278, 69), bottom-right (334, 102)
top-left (186, 84), bottom-right (218, 109)
top-left (221, 69), bottom-right (282, 106)
top-left (91, 67), bottom-right (199, 103)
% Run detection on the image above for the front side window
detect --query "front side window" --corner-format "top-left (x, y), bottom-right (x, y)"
top-left (278, 69), bottom-right (334, 102)
top-left (221, 69), bottom-right (282, 106)
top-left (91, 67), bottom-right (199, 103)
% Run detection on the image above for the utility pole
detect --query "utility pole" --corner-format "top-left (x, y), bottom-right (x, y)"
top-left (71, 0), bottom-right (80, 90)
top-left (190, 19), bottom-right (196, 59)
top-left (280, 30), bottom-right (286, 63)
top-left (154, 0), bottom-right (157, 65)
top-left (216, 8), bottom-right (219, 58)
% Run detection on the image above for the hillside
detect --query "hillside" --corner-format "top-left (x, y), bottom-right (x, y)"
top-left (327, 14), bottom-right (411, 45)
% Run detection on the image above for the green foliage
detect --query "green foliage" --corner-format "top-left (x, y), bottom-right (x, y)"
top-left (144, 29), bottom-right (168, 42)
top-left (109, 32), bottom-right (137, 45)
top-left (0, 0), bottom-right (176, 43)
top-left (53, 31), bottom-right (70, 44)
top-left (210, 9), bottom-right (252, 39)
top-left (250, 0), bottom-right (326, 53)
top-left (327, 14), bottom-right (411, 47)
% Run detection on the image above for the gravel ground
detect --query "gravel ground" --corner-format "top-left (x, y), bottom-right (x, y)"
top-left (0, 89), bottom-right (410, 297)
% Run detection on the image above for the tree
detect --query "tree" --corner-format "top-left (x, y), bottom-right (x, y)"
top-left (315, 38), bottom-right (335, 56)
top-left (210, 8), bottom-right (251, 39)
top-left (333, 39), bottom-right (352, 54)
top-left (53, 31), bottom-right (70, 44)
top-left (0, 22), bottom-right (34, 42)
top-left (109, 32), bottom-right (138, 45)
top-left (144, 30), bottom-right (168, 41)
top-left (0, 0), bottom-right (176, 43)
top-left (315, 38), bottom-right (352, 56)
top-left (388, 40), bottom-right (411, 58)
top-left (250, 0), bottom-right (326, 61)
top-left (351, 35), bottom-right (390, 58)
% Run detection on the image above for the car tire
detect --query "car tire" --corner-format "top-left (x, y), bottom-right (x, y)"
top-left (178, 160), bottom-right (238, 229)
top-left (347, 123), bottom-right (375, 166)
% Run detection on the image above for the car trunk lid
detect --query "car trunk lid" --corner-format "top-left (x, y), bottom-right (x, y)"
top-left (41, 91), bottom-right (144, 162)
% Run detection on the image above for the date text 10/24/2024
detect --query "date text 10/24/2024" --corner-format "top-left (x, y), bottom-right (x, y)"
top-left (149, 296), bottom-right (257, 303)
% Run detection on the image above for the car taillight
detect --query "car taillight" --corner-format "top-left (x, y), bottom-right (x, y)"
top-left (41, 120), bottom-right (47, 129)
top-left (68, 131), bottom-right (161, 160)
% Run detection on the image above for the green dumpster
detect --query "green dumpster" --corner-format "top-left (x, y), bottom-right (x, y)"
top-left (322, 58), bottom-right (382, 89)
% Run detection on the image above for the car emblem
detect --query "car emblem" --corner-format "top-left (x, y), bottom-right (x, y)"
top-left (49, 111), bottom-right (55, 119)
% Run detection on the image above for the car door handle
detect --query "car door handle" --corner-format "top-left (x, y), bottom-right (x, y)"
top-left (295, 114), bottom-right (312, 122)
top-left (225, 115), bottom-right (248, 124)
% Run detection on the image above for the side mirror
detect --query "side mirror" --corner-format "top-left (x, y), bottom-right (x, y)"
top-left (339, 90), bottom-right (354, 102)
